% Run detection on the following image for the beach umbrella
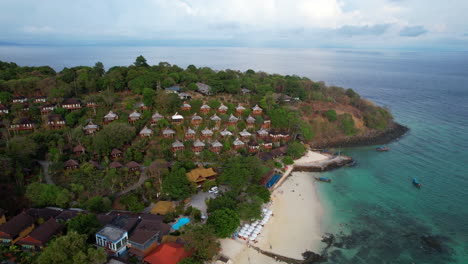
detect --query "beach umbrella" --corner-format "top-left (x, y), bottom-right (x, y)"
top-left (262, 208), bottom-right (268, 213)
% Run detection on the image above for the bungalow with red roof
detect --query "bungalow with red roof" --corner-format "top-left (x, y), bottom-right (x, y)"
top-left (61, 98), bottom-right (81, 110)
top-left (86, 101), bottom-right (97, 108)
top-left (17, 218), bottom-right (63, 251)
top-left (0, 212), bottom-right (35, 245)
top-left (261, 140), bottom-right (273, 150)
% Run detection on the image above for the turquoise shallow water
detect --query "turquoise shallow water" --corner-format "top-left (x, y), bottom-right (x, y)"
top-left (1, 46), bottom-right (467, 263)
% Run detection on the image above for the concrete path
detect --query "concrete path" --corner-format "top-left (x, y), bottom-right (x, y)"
top-left (38, 160), bottom-right (54, 185)
top-left (115, 167), bottom-right (147, 197)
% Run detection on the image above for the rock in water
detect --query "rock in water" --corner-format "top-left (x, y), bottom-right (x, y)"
top-left (420, 235), bottom-right (443, 253)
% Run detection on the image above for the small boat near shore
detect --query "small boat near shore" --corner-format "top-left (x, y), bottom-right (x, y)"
top-left (412, 178), bottom-right (422, 188)
top-left (376, 146), bottom-right (390, 152)
top-left (315, 177), bottom-right (331, 183)
top-left (345, 160), bottom-right (357, 167)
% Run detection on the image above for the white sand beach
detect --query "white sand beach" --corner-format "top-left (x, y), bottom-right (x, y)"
top-left (220, 171), bottom-right (324, 264)
top-left (294, 150), bottom-right (330, 165)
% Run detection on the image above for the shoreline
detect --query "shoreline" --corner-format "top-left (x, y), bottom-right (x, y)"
top-left (310, 121), bottom-right (409, 148)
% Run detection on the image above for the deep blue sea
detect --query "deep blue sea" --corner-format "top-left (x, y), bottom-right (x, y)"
top-left (1, 46), bottom-right (467, 263)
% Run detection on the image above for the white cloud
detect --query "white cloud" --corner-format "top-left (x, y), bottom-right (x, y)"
top-left (22, 26), bottom-right (55, 34)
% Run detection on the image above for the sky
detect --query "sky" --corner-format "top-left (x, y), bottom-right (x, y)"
top-left (1, 0), bottom-right (468, 50)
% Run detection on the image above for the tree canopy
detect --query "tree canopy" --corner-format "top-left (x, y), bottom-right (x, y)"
top-left (207, 208), bottom-right (240, 238)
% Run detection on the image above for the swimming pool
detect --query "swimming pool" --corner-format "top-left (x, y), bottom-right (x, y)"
top-left (266, 174), bottom-right (282, 188)
top-left (172, 217), bottom-right (190, 230)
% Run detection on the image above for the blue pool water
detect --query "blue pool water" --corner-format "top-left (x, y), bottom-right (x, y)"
top-left (266, 174), bottom-right (282, 188)
top-left (172, 217), bottom-right (190, 230)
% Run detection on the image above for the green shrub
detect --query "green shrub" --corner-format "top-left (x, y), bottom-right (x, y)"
top-left (282, 156), bottom-right (294, 165)
top-left (202, 180), bottom-right (217, 192)
top-left (324, 109), bottom-right (337, 121)
top-left (339, 113), bottom-right (358, 136)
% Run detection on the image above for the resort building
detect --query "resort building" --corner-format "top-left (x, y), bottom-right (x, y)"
top-left (218, 103), bottom-right (228, 114)
top-left (0, 105), bottom-right (9, 115)
top-left (151, 112), bottom-right (164, 125)
top-left (128, 110), bottom-right (142, 123)
top-left (239, 129), bottom-right (252, 141)
top-left (228, 114), bottom-right (238, 126)
top-left (181, 101), bottom-right (191, 111)
top-left (144, 242), bottom-right (191, 264)
top-left (83, 121), bottom-right (99, 135)
top-left (200, 103), bottom-right (211, 114)
top-left (73, 145), bottom-right (86, 156)
top-left (21, 103), bottom-right (30, 111)
top-left (135, 102), bottom-right (148, 111)
top-left (210, 114), bottom-right (222, 128)
top-left (233, 138), bottom-right (245, 150)
top-left (61, 98), bottom-right (81, 110)
top-left (201, 127), bottom-right (213, 140)
top-left (139, 126), bottom-right (153, 137)
top-left (257, 129), bottom-right (269, 139)
top-left (165, 86), bottom-right (181, 94)
top-left (220, 128), bottom-right (233, 138)
top-left (262, 120), bottom-right (271, 129)
top-left (192, 139), bottom-right (205, 153)
top-left (110, 148), bottom-right (123, 159)
top-left (178, 92), bottom-right (191, 100)
top-left (235, 104), bottom-right (246, 116)
top-left (109, 161), bottom-right (123, 169)
top-left (246, 115), bottom-right (256, 129)
top-left (196, 82), bottom-right (212, 95)
top-left (210, 140), bottom-right (223, 153)
top-left (261, 140), bottom-right (273, 150)
top-left (104, 111), bottom-right (119, 123)
top-left (95, 225), bottom-right (128, 257)
top-left (269, 129), bottom-right (282, 142)
top-left (172, 140), bottom-right (185, 152)
top-left (0, 212), bottom-right (35, 245)
top-left (86, 101), bottom-right (97, 108)
top-left (126, 161), bottom-right (141, 172)
top-left (191, 114), bottom-right (203, 127)
top-left (252, 104), bottom-right (263, 115)
top-left (33, 96), bottom-right (47, 103)
top-left (248, 140), bottom-right (260, 153)
top-left (17, 218), bottom-right (63, 251)
top-left (12, 95), bottom-right (27, 104)
top-left (241, 88), bottom-right (251, 95)
top-left (47, 114), bottom-right (65, 130)
top-left (162, 128), bottom-right (175, 139)
top-left (40, 103), bottom-right (55, 115)
top-left (9, 119), bottom-right (34, 131)
top-left (64, 159), bottom-right (79, 170)
top-left (184, 128), bottom-right (196, 140)
top-left (186, 167), bottom-right (217, 187)
top-left (171, 112), bottom-right (184, 125)
top-left (127, 219), bottom-right (171, 258)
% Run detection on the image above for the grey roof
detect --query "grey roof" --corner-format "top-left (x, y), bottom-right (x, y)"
top-left (186, 128), bottom-right (195, 134)
top-left (191, 114), bottom-right (202, 120)
top-left (201, 128), bottom-right (213, 135)
top-left (193, 139), bottom-right (205, 147)
top-left (129, 111), bottom-right (141, 119)
top-left (229, 114), bottom-right (238, 122)
top-left (218, 104), bottom-right (228, 110)
top-left (252, 104), bottom-right (262, 111)
top-left (210, 114), bottom-right (221, 121)
top-left (239, 129), bottom-right (252, 137)
top-left (246, 115), bottom-right (255, 123)
top-left (196, 82), bottom-right (211, 94)
top-left (257, 129), bottom-right (269, 135)
top-left (163, 127), bottom-right (175, 134)
top-left (233, 138), bottom-right (244, 146)
top-left (96, 225), bottom-right (126, 242)
top-left (152, 112), bottom-right (163, 120)
top-left (172, 140), bottom-right (184, 148)
top-left (139, 126), bottom-right (153, 134)
top-left (220, 129), bottom-right (233, 136)
top-left (105, 111), bottom-right (118, 119)
top-left (84, 121), bottom-right (98, 130)
top-left (183, 102), bottom-right (191, 108)
top-left (211, 140), bottom-right (223, 147)
top-left (200, 104), bottom-right (210, 109)
top-left (236, 104), bottom-right (246, 111)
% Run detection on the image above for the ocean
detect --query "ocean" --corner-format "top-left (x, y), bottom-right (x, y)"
top-left (1, 46), bottom-right (467, 263)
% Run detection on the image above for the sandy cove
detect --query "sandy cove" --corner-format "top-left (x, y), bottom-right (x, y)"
top-left (220, 171), bottom-right (325, 264)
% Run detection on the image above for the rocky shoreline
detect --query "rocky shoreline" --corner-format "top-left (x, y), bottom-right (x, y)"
top-left (310, 122), bottom-right (409, 149)
top-left (293, 155), bottom-right (353, 172)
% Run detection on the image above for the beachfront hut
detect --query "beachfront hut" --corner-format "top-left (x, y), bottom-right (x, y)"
top-left (200, 103), bottom-right (211, 114)
top-left (228, 114), bottom-right (238, 126)
top-left (128, 110), bottom-right (142, 123)
top-left (239, 129), bottom-right (252, 141)
top-left (104, 111), bottom-right (119, 123)
top-left (192, 139), bottom-right (205, 153)
top-left (252, 104), bottom-right (263, 115)
top-left (201, 128), bottom-right (213, 140)
top-left (220, 128), bottom-right (233, 138)
top-left (172, 140), bottom-right (185, 152)
top-left (210, 140), bottom-right (223, 153)
top-left (162, 127), bottom-right (175, 138)
top-left (235, 104), bottom-right (246, 116)
top-left (139, 126), bottom-right (154, 137)
top-left (83, 121), bottom-right (99, 135)
top-left (181, 101), bottom-right (191, 111)
top-left (191, 114), bottom-right (203, 127)
top-left (217, 103), bottom-right (228, 114)
top-left (246, 115), bottom-right (255, 129)
top-left (151, 112), bottom-right (164, 125)
top-left (233, 138), bottom-right (245, 150)
top-left (171, 112), bottom-right (184, 125)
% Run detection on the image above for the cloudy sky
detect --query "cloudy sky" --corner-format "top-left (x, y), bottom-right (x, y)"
top-left (1, 0), bottom-right (467, 50)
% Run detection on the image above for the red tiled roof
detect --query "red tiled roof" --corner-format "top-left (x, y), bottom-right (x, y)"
top-left (144, 242), bottom-right (191, 264)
